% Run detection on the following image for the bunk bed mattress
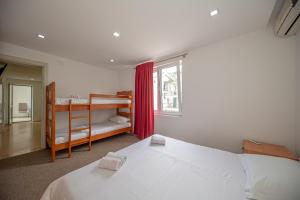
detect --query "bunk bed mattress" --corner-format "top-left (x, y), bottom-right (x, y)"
top-left (55, 98), bottom-right (131, 105)
top-left (41, 135), bottom-right (247, 200)
top-left (56, 98), bottom-right (89, 105)
top-left (55, 121), bottom-right (131, 144)
top-left (91, 121), bottom-right (131, 135)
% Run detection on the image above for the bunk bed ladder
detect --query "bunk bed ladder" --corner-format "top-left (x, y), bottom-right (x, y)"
top-left (68, 100), bottom-right (90, 158)
top-left (49, 82), bottom-right (56, 161)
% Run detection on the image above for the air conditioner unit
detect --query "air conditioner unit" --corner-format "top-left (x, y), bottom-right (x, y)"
top-left (274, 0), bottom-right (300, 36)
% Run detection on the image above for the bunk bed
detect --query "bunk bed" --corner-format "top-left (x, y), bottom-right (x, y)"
top-left (46, 82), bottom-right (133, 161)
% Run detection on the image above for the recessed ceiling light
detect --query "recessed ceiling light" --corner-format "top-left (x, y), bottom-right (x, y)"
top-left (37, 34), bottom-right (45, 39)
top-left (210, 9), bottom-right (218, 16)
top-left (110, 59), bottom-right (114, 63)
top-left (113, 32), bottom-right (120, 37)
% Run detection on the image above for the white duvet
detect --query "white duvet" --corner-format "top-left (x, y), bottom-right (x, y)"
top-left (41, 135), bottom-right (247, 200)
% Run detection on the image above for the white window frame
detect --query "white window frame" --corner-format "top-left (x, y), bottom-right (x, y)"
top-left (154, 59), bottom-right (182, 116)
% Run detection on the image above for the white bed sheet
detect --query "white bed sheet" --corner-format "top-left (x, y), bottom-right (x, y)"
top-left (42, 135), bottom-right (247, 200)
top-left (55, 121), bottom-right (131, 144)
top-left (56, 98), bottom-right (131, 105)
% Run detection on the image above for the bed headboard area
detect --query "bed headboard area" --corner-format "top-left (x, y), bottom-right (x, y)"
top-left (117, 90), bottom-right (133, 98)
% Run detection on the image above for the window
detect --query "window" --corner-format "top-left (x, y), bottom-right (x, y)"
top-left (153, 60), bottom-right (182, 115)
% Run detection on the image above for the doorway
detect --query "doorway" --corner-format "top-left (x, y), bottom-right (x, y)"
top-left (0, 82), bottom-right (2, 124)
top-left (9, 84), bottom-right (33, 123)
top-left (0, 59), bottom-right (44, 159)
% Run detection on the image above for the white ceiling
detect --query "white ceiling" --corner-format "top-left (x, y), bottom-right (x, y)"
top-left (0, 0), bottom-right (277, 67)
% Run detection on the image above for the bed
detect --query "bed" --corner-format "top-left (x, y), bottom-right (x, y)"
top-left (46, 81), bottom-right (133, 161)
top-left (55, 121), bottom-right (131, 144)
top-left (41, 135), bottom-right (247, 200)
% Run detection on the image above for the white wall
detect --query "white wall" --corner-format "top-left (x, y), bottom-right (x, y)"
top-left (3, 64), bottom-right (43, 81)
top-left (296, 32), bottom-right (300, 156)
top-left (0, 42), bottom-right (119, 97)
top-left (0, 42), bottom-right (120, 143)
top-left (119, 28), bottom-right (296, 153)
top-left (118, 69), bottom-right (135, 92)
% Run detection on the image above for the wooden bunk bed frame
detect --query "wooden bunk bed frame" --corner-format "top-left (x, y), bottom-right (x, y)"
top-left (46, 82), bottom-right (133, 161)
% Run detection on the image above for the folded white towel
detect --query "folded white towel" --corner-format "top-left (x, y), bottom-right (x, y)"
top-left (106, 152), bottom-right (127, 165)
top-left (98, 157), bottom-right (123, 171)
top-left (151, 135), bottom-right (166, 145)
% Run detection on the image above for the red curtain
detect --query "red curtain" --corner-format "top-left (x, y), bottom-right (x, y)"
top-left (134, 62), bottom-right (154, 139)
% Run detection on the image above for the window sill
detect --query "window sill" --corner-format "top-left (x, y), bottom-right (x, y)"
top-left (154, 112), bottom-right (182, 117)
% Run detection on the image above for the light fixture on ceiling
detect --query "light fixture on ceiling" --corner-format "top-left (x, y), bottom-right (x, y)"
top-left (113, 32), bottom-right (120, 37)
top-left (37, 34), bottom-right (45, 39)
top-left (110, 59), bottom-right (114, 63)
top-left (210, 9), bottom-right (219, 16)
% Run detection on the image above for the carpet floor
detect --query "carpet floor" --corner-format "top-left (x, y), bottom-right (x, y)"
top-left (0, 133), bottom-right (139, 200)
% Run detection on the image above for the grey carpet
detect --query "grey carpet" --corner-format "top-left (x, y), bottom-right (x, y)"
top-left (0, 133), bottom-right (139, 200)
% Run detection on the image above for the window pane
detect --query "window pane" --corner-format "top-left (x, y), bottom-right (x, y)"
top-left (179, 60), bottom-right (183, 103)
top-left (161, 65), bottom-right (179, 112)
top-left (153, 71), bottom-right (158, 111)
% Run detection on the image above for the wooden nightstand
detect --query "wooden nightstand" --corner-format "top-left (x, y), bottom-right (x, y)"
top-left (243, 140), bottom-right (299, 161)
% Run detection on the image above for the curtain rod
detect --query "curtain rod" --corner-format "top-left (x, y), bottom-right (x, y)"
top-left (133, 53), bottom-right (188, 68)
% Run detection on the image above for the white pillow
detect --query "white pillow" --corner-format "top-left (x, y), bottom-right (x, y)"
top-left (238, 154), bottom-right (300, 200)
top-left (109, 115), bottom-right (129, 124)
